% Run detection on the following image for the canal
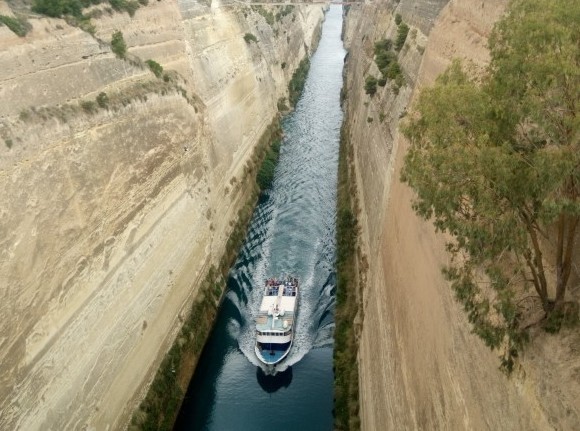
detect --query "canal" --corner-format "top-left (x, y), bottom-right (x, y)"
top-left (174, 6), bottom-right (345, 430)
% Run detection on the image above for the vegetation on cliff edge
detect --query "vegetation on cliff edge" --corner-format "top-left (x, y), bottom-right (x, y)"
top-left (402, 0), bottom-right (579, 373)
top-left (334, 123), bottom-right (362, 431)
top-left (0, 15), bottom-right (31, 37)
top-left (288, 57), bottom-right (310, 108)
top-left (32, 0), bottom-right (144, 18)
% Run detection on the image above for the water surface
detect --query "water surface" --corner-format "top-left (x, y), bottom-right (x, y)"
top-left (174, 6), bottom-right (345, 430)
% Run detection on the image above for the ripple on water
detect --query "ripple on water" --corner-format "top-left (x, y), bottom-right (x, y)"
top-left (175, 6), bottom-right (346, 430)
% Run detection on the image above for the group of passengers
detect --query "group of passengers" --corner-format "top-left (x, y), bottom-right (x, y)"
top-left (265, 277), bottom-right (298, 287)
top-left (265, 277), bottom-right (298, 296)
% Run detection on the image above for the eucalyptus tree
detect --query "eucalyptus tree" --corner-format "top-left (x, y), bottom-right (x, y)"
top-left (402, 0), bottom-right (579, 372)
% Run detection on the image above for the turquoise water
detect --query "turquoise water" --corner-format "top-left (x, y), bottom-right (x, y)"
top-left (174, 7), bottom-right (345, 430)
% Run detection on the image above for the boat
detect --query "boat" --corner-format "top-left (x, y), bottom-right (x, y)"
top-left (254, 276), bottom-right (299, 366)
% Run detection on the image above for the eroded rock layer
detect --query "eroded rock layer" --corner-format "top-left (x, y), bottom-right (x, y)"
top-left (0, 2), bottom-right (324, 429)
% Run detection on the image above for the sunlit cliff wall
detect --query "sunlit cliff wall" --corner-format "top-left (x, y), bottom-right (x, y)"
top-left (0, 1), bottom-right (323, 429)
top-left (343, 0), bottom-right (579, 429)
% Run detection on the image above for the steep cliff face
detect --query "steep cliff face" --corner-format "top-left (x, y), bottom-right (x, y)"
top-left (0, 2), bottom-right (323, 429)
top-left (343, 0), bottom-right (579, 429)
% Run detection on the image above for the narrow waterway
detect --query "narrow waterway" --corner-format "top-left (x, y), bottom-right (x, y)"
top-left (174, 7), bottom-right (345, 430)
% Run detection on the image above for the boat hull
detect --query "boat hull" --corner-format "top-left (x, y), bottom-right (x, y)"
top-left (255, 340), bottom-right (293, 366)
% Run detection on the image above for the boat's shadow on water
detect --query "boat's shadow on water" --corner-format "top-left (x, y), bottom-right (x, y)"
top-left (256, 366), bottom-right (293, 393)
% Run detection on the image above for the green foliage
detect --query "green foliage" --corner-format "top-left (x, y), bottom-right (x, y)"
top-left (109, 0), bottom-right (140, 16)
top-left (111, 30), bottom-right (127, 58)
top-left (0, 15), bottom-right (31, 37)
top-left (243, 32), bottom-right (257, 43)
top-left (32, 0), bottom-right (83, 17)
top-left (32, 0), bottom-right (142, 18)
top-left (281, 61), bottom-right (287, 69)
top-left (373, 37), bottom-right (403, 89)
top-left (334, 123), bottom-right (361, 430)
top-left (402, 0), bottom-right (580, 373)
top-left (275, 5), bottom-right (294, 21)
top-left (374, 47), bottom-right (396, 71)
top-left (394, 13), bottom-right (402, 25)
top-left (5, 138), bottom-right (13, 149)
top-left (81, 100), bottom-right (97, 113)
top-left (96, 92), bottom-right (109, 108)
top-left (364, 75), bottom-right (377, 96)
top-left (146, 59), bottom-right (164, 78)
top-left (374, 38), bottom-right (392, 52)
top-left (394, 22), bottom-right (409, 51)
top-left (288, 57), bottom-right (310, 107)
top-left (256, 139), bottom-right (281, 190)
top-left (253, 5), bottom-right (274, 26)
top-left (384, 61), bottom-right (401, 80)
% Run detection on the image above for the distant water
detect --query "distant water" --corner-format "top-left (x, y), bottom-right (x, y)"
top-left (174, 6), bottom-right (345, 430)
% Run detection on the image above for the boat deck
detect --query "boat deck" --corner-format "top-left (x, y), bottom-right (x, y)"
top-left (256, 313), bottom-right (294, 332)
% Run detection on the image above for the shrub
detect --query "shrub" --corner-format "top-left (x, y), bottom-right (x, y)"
top-left (5, 139), bottom-right (13, 149)
top-left (395, 22), bottom-right (409, 51)
top-left (374, 38), bottom-right (392, 52)
top-left (385, 61), bottom-right (402, 80)
top-left (395, 13), bottom-right (402, 25)
top-left (378, 77), bottom-right (387, 87)
top-left (256, 139), bottom-right (281, 190)
top-left (111, 30), bottom-right (127, 58)
top-left (281, 62), bottom-right (287, 69)
top-left (375, 50), bottom-right (396, 71)
top-left (81, 100), bottom-right (97, 113)
top-left (146, 59), bottom-right (163, 78)
top-left (0, 15), bottom-right (31, 37)
top-left (96, 92), bottom-right (109, 108)
top-left (394, 73), bottom-right (405, 88)
top-left (288, 57), bottom-right (310, 107)
top-left (244, 33), bottom-right (257, 43)
top-left (32, 0), bottom-right (83, 17)
top-left (364, 75), bottom-right (377, 96)
top-left (110, 0), bottom-right (140, 16)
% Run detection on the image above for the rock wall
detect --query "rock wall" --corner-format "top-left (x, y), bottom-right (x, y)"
top-left (343, 0), bottom-right (579, 429)
top-left (0, 1), bottom-right (324, 429)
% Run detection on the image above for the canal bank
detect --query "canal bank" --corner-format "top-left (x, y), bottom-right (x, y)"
top-left (174, 6), bottom-right (346, 430)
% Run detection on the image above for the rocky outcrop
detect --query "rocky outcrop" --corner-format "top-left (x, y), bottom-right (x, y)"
top-left (0, 2), bottom-right (324, 429)
top-left (343, 0), bottom-right (579, 429)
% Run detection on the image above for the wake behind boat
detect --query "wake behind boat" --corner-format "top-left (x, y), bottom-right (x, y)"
top-left (255, 276), bottom-right (299, 366)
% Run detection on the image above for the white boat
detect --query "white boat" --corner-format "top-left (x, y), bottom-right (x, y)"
top-left (255, 276), bottom-right (299, 366)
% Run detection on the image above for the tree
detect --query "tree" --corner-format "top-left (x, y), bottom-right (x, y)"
top-left (402, 0), bottom-right (579, 373)
top-left (364, 76), bottom-right (377, 96)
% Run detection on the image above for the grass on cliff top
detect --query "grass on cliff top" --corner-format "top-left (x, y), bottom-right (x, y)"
top-left (31, 0), bottom-right (147, 19)
top-left (334, 123), bottom-right (362, 431)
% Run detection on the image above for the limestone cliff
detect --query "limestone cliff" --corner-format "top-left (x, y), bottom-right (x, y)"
top-left (343, 0), bottom-right (579, 429)
top-left (0, 1), bottom-right (323, 429)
